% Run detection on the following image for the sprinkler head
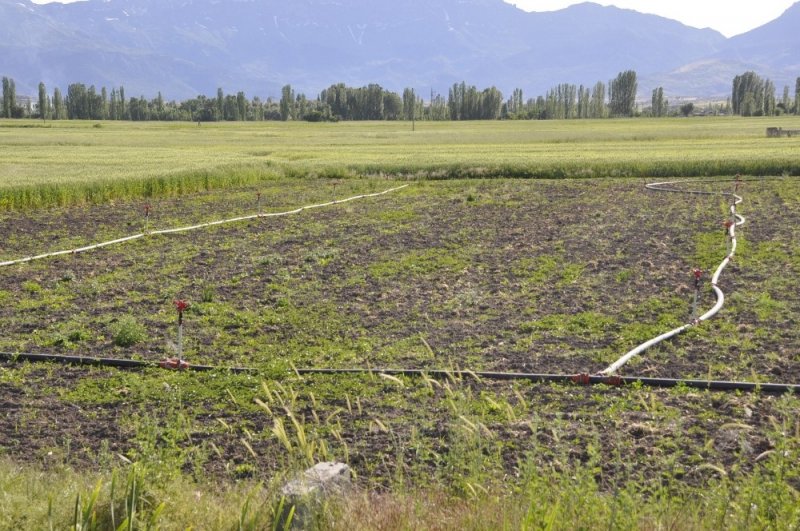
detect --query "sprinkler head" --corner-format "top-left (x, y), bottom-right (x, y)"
top-left (692, 268), bottom-right (703, 288)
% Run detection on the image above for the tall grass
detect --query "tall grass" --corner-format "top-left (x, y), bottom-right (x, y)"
top-left (2, 450), bottom-right (798, 530)
top-left (0, 164), bottom-right (284, 211)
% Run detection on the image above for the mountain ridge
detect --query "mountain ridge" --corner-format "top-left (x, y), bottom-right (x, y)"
top-left (1, 0), bottom-right (797, 100)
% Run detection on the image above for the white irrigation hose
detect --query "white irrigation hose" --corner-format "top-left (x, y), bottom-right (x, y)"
top-left (0, 184), bottom-right (409, 268)
top-left (600, 179), bottom-right (745, 376)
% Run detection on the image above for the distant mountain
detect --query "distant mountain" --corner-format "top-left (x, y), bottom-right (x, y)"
top-left (651, 2), bottom-right (800, 98)
top-left (0, 0), bottom-right (796, 100)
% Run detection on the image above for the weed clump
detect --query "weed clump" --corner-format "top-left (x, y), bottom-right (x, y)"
top-left (110, 315), bottom-right (148, 347)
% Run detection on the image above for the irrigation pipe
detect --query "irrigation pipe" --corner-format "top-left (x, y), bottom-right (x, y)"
top-left (0, 184), bottom-right (409, 268)
top-left (600, 178), bottom-right (745, 376)
top-left (1, 352), bottom-right (797, 393)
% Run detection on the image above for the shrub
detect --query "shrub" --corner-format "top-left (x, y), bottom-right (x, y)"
top-left (110, 315), bottom-right (148, 347)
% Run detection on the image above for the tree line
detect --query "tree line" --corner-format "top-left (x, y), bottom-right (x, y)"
top-left (2, 70), bottom-right (799, 122)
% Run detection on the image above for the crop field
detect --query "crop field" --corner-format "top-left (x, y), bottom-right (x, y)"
top-left (2, 116), bottom-right (800, 210)
top-left (0, 120), bottom-right (799, 528)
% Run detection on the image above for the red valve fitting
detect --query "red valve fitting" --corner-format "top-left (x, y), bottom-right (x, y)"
top-left (723, 220), bottom-right (734, 234)
top-left (571, 373), bottom-right (592, 385)
top-left (159, 358), bottom-right (190, 370)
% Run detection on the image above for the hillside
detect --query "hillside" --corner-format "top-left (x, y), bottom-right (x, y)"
top-left (0, 0), bottom-right (797, 99)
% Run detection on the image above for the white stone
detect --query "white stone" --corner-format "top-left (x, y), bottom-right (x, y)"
top-left (279, 462), bottom-right (352, 529)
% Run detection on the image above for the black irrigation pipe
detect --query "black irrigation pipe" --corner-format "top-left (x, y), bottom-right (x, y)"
top-left (1, 352), bottom-right (797, 394)
top-left (0, 351), bottom-right (254, 374)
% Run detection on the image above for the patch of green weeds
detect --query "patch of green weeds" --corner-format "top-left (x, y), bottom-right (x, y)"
top-left (615, 269), bottom-right (633, 283)
top-left (110, 315), bottom-right (148, 347)
top-left (369, 247), bottom-right (469, 280)
top-left (520, 311), bottom-right (615, 341)
top-left (752, 291), bottom-right (789, 322)
top-left (513, 253), bottom-right (587, 288)
top-left (21, 280), bottom-right (42, 294)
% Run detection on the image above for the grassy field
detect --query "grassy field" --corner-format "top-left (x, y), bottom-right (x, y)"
top-left (1, 119), bottom-right (799, 528)
top-left (2, 116), bottom-right (800, 209)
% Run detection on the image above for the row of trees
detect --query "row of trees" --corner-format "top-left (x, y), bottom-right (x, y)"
top-left (731, 71), bottom-right (800, 117)
top-left (3, 71), bottom-right (800, 122)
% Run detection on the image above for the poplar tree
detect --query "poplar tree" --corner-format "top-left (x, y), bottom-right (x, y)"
top-left (796, 77), bottom-right (800, 114)
top-left (609, 70), bottom-right (637, 117)
top-left (53, 87), bottom-right (63, 119)
top-left (236, 91), bottom-right (246, 120)
top-left (216, 88), bottom-right (224, 120)
top-left (2, 77), bottom-right (16, 118)
top-left (781, 85), bottom-right (790, 113)
top-left (651, 87), bottom-right (666, 117)
top-left (732, 72), bottom-right (764, 116)
top-left (763, 79), bottom-right (776, 116)
top-left (402, 88), bottom-right (416, 121)
top-left (280, 84), bottom-right (294, 121)
top-left (38, 82), bottom-right (47, 121)
top-left (590, 81), bottom-right (606, 118)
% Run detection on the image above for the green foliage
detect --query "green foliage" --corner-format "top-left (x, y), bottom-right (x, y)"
top-left (110, 315), bottom-right (148, 347)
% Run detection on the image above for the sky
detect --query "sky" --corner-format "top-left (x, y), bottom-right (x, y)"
top-left (506, 0), bottom-right (797, 37)
top-left (29, 0), bottom-right (798, 38)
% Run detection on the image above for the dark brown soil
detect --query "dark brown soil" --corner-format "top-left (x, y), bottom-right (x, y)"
top-left (1, 177), bottom-right (798, 487)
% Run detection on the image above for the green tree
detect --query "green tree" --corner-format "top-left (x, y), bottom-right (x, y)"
top-left (402, 87), bottom-right (416, 121)
top-left (119, 86), bottom-right (126, 119)
top-left (383, 92), bottom-right (402, 120)
top-left (763, 79), bottom-right (776, 116)
top-left (780, 85), bottom-right (790, 114)
top-left (680, 102), bottom-right (694, 117)
top-left (651, 87), bottom-right (667, 117)
top-left (154, 91), bottom-right (164, 120)
top-left (52, 87), bottom-right (64, 119)
top-left (507, 88), bottom-right (524, 117)
top-left (38, 82), bottom-right (48, 122)
top-left (236, 91), bottom-right (246, 120)
top-left (577, 85), bottom-right (591, 119)
top-left (590, 81), bottom-right (606, 118)
top-left (66, 83), bottom-right (88, 119)
top-left (732, 71), bottom-right (764, 116)
top-left (216, 88), bottom-right (224, 120)
top-left (280, 84), bottom-right (294, 121)
top-left (609, 70), bottom-right (637, 117)
top-left (795, 77), bottom-right (800, 114)
top-left (2, 76), bottom-right (17, 118)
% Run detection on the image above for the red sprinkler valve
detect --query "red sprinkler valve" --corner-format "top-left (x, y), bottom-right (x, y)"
top-left (693, 268), bottom-right (704, 286)
top-left (174, 299), bottom-right (189, 325)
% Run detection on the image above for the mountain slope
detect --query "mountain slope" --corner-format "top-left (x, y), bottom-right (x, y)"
top-left (1, 0), bottom-right (792, 100)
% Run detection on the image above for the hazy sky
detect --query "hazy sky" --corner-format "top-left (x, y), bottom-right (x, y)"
top-left (30, 0), bottom-right (798, 38)
top-left (507, 1), bottom-right (797, 37)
